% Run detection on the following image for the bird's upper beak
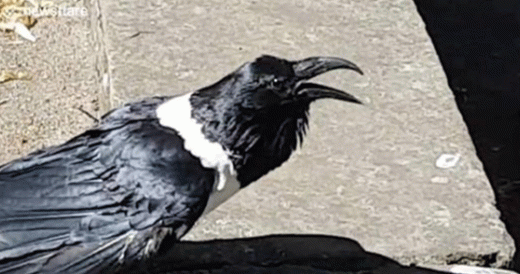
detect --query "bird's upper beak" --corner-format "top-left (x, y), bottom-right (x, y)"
top-left (292, 57), bottom-right (363, 104)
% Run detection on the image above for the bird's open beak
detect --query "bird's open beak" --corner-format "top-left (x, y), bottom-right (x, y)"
top-left (292, 57), bottom-right (363, 104)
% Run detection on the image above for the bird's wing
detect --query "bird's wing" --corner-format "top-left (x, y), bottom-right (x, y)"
top-left (0, 99), bottom-right (215, 273)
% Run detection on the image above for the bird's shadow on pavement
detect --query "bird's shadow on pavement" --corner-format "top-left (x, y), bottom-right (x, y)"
top-left (121, 234), bottom-right (448, 274)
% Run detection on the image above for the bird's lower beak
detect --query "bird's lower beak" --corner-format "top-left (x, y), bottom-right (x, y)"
top-left (292, 56), bottom-right (363, 104)
top-left (295, 82), bottom-right (362, 104)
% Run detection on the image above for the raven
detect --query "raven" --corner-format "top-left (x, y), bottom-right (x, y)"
top-left (0, 55), bottom-right (362, 273)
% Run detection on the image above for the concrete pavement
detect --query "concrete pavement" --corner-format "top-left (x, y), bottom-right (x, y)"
top-left (0, 0), bottom-right (515, 270)
top-left (93, 0), bottom-right (514, 267)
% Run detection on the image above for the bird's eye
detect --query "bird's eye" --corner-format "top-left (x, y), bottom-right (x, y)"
top-left (269, 78), bottom-right (283, 89)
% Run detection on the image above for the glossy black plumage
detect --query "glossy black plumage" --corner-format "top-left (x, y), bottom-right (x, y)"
top-left (191, 55), bottom-right (362, 185)
top-left (0, 98), bottom-right (214, 273)
top-left (0, 55), bottom-right (362, 273)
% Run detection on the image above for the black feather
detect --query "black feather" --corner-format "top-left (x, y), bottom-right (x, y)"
top-left (189, 55), bottom-right (360, 185)
top-left (0, 98), bottom-right (215, 273)
top-left (190, 57), bottom-right (311, 186)
top-left (0, 54), bottom-right (362, 273)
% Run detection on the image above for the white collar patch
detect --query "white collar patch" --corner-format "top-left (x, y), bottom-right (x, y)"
top-left (156, 93), bottom-right (240, 214)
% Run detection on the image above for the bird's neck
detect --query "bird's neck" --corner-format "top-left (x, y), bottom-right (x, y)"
top-left (189, 91), bottom-right (310, 187)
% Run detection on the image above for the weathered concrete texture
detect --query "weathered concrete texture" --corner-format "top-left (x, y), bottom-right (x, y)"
top-left (0, 0), bottom-right (104, 164)
top-left (98, 0), bottom-right (514, 267)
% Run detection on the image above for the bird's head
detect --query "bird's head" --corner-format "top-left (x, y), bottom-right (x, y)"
top-left (217, 55), bottom-right (363, 109)
top-left (190, 55), bottom-right (363, 185)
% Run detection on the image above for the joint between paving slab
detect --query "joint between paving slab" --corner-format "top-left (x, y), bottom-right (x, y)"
top-left (85, 0), bottom-right (113, 114)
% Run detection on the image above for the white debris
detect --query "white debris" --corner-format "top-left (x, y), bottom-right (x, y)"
top-left (12, 21), bottom-right (35, 41)
top-left (435, 153), bottom-right (461, 169)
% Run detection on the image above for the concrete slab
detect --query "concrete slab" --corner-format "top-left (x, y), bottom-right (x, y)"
top-left (0, 0), bottom-right (514, 270)
top-left (96, 0), bottom-right (514, 267)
